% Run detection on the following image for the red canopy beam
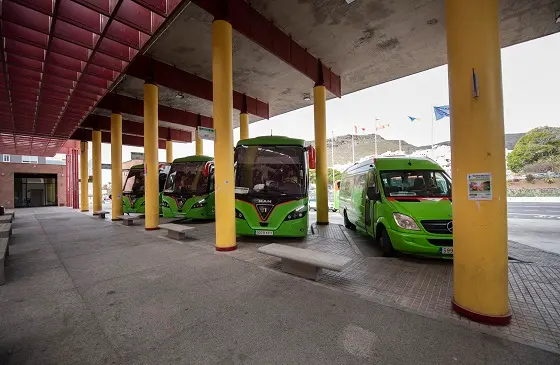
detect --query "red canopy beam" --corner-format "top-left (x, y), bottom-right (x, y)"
top-left (80, 114), bottom-right (192, 143)
top-left (97, 93), bottom-right (214, 128)
top-left (70, 128), bottom-right (168, 149)
top-left (126, 55), bottom-right (269, 119)
top-left (193, 0), bottom-right (341, 97)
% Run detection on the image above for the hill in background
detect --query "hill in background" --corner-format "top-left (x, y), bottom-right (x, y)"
top-left (307, 133), bottom-right (526, 167)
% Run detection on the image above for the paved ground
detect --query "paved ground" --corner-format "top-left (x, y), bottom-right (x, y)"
top-left (1, 207), bottom-right (559, 364)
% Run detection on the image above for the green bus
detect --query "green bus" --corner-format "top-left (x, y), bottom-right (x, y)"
top-left (122, 163), bottom-right (170, 214)
top-left (161, 155), bottom-right (215, 220)
top-left (234, 136), bottom-right (310, 237)
top-left (339, 156), bottom-right (453, 257)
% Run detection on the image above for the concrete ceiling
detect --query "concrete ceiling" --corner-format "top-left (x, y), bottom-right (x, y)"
top-left (109, 0), bottom-right (560, 127)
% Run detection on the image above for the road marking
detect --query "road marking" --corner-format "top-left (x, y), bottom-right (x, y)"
top-left (507, 213), bottom-right (560, 219)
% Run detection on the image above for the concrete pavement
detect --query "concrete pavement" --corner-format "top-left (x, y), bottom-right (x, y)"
top-left (1, 207), bottom-right (559, 364)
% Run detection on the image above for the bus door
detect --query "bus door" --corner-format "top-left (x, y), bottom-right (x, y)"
top-left (364, 169), bottom-right (377, 236)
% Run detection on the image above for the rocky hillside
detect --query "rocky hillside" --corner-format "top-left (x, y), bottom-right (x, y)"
top-left (417, 133), bottom-right (525, 150)
top-left (308, 133), bottom-right (526, 166)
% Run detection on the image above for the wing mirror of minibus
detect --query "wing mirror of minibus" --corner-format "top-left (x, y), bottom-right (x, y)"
top-left (366, 187), bottom-right (379, 201)
top-left (203, 162), bottom-right (214, 177)
top-left (307, 146), bottom-right (316, 169)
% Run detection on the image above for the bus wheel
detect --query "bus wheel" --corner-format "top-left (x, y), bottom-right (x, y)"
top-left (380, 229), bottom-right (395, 257)
top-left (343, 210), bottom-right (356, 230)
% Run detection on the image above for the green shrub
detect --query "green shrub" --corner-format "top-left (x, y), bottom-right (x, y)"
top-left (525, 174), bottom-right (535, 183)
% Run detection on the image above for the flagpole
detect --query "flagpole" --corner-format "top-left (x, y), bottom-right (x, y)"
top-left (331, 130), bottom-right (335, 184)
top-left (351, 131), bottom-right (355, 164)
top-left (431, 106), bottom-right (435, 159)
top-left (374, 118), bottom-right (378, 157)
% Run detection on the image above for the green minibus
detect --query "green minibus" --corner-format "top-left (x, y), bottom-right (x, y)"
top-left (122, 163), bottom-right (170, 214)
top-left (234, 136), bottom-right (310, 237)
top-left (161, 155), bottom-right (215, 220)
top-left (339, 156), bottom-right (453, 257)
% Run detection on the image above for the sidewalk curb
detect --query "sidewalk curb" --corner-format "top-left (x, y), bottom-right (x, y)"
top-left (507, 197), bottom-right (560, 203)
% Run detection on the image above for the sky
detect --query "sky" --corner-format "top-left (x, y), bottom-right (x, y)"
top-left (95, 32), bottom-right (560, 183)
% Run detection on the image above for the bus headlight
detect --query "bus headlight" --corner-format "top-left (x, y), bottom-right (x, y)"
top-left (393, 213), bottom-right (420, 231)
top-left (192, 199), bottom-right (207, 209)
top-left (235, 209), bottom-right (246, 220)
top-left (285, 206), bottom-right (307, 221)
top-left (161, 200), bottom-right (170, 208)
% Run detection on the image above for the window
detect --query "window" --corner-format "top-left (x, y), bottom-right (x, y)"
top-left (22, 156), bottom-right (38, 163)
top-left (2, 155), bottom-right (9, 163)
top-left (379, 170), bottom-right (452, 197)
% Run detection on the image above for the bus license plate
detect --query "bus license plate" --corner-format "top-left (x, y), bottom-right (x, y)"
top-left (441, 247), bottom-right (453, 255)
top-left (255, 230), bottom-right (273, 236)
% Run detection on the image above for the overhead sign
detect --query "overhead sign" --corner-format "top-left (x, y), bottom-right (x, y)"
top-left (198, 126), bottom-right (215, 141)
top-left (131, 152), bottom-right (144, 160)
top-left (101, 164), bottom-right (111, 169)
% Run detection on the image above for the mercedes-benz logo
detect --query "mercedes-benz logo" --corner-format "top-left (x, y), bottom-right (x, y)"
top-left (447, 221), bottom-right (453, 233)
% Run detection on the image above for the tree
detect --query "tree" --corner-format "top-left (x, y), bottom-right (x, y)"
top-left (309, 168), bottom-right (342, 185)
top-left (506, 127), bottom-right (560, 173)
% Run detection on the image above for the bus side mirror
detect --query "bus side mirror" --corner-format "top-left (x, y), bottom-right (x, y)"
top-left (366, 187), bottom-right (379, 201)
top-left (203, 162), bottom-right (214, 177)
top-left (308, 146), bottom-right (316, 169)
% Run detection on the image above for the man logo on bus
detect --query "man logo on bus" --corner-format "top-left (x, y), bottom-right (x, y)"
top-left (447, 221), bottom-right (453, 233)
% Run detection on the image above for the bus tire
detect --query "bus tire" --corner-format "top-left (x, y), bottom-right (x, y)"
top-left (380, 228), bottom-right (395, 257)
top-left (343, 210), bottom-right (356, 230)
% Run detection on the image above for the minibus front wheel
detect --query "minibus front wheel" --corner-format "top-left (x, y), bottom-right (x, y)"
top-left (380, 228), bottom-right (395, 257)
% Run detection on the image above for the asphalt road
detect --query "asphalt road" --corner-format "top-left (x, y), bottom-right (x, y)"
top-left (310, 203), bottom-right (560, 254)
top-left (507, 202), bottom-right (560, 220)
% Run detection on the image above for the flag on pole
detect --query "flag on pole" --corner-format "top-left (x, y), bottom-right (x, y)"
top-left (408, 116), bottom-right (420, 122)
top-left (354, 125), bottom-right (366, 134)
top-left (433, 105), bottom-right (450, 121)
top-left (376, 123), bottom-right (390, 131)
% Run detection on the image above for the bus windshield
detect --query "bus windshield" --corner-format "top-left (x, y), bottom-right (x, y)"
top-left (123, 169), bottom-right (144, 194)
top-left (164, 162), bottom-right (209, 195)
top-left (235, 145), bottom-right (306, 196)
top-left (380, 170), bottom-right (451, 197)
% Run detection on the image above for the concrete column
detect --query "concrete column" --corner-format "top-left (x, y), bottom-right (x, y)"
top-left (313, 85), bottom-right (328, 225)
top-left (166, 140), bottom-right (173, 163)
top-left (240, 112), bottom-right (249, 140)
top-left (144, 83), bottom-right (160, 230)
top-left (195, 131), bottom-right (203, 156)
top-left (212, 18), bottom-right (236, 251)
top-left (80, 141), bottom-right (89, 212)
top-left (92, 130), bottom-right (102, 214)
top-left (111, 113), bottom-right (123, 220)
top-left (446, 0), bottom-right (510, 324)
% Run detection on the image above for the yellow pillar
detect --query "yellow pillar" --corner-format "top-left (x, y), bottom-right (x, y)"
top-left (166, 140), bottom-right (173, 163)
top-left (144, 83), bottom-right (159, 230)
top-left (446, 0), bottom-right (510, 324)
top-left (212, 19), bottom-right (236, 251)
top-left (80, 141), bottom-right (89, 211)
top-left (314, 85), bottom-right (328, 225)
top-left (195, 131), bottom-right (203, 156)
top-left (239, 112), bottom-right (249, 140)
top-left (92, 130), bottom-right (102, 214)
top-left (111, 113), bottom-right (123, 220)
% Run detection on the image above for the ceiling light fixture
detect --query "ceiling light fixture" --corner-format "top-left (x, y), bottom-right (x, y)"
top-left (175, 92), bottom-right (184, 99)
top-left (303, 93), bottom-right (311, 102)
top-left (427, 18), bottom-right (438, 25)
